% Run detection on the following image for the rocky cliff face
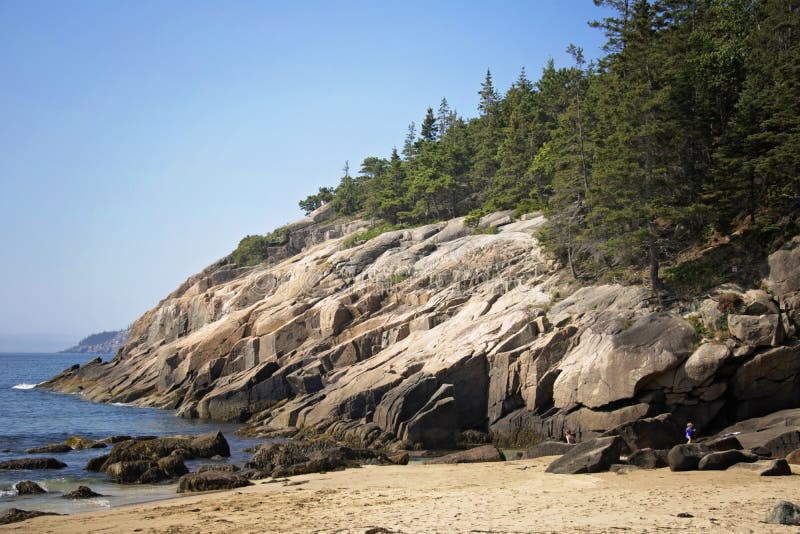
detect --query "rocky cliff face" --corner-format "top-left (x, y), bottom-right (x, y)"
top-left (40, 206), bottom-right (800, 449)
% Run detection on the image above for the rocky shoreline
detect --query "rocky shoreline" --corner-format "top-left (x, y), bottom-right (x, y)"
top-left (4, 404), bottom-right (800, 527)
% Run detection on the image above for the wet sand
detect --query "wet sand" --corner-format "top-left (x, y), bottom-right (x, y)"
top-left (3, 457), bottom-right (799, 533)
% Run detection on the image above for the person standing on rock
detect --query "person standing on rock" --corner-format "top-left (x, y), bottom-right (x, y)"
top-left (685, 422), bottom-right (696, 443)
top-left (565, 431), bottom-right (576, 444)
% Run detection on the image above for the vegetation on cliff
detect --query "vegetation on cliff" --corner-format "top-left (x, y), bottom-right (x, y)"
top-left (60, 329), bottom-right (129, 355)
top-left (283, 0), bottom-right (799, 296)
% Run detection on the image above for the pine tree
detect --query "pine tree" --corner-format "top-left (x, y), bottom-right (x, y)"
top-left (420, 107), bottom-right (438, 142)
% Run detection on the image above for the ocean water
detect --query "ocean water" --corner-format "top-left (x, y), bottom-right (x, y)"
top-left (0, 352), bottom-right (263, 515)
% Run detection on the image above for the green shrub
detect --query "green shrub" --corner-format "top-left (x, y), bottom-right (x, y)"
top-left (472, 226), bottom-right (499, 235)
top-left (342, 222), bottom-right (405, 249)
top-left (464, 209), bottom-right (486, 228)
top-left (230, 226), bottom-right (290, 266)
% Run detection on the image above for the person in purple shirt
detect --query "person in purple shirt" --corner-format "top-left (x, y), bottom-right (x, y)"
top-left (685, 422), bottom-right (696, 443)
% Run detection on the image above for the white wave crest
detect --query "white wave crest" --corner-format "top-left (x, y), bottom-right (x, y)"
top-left (11, 383), bottom-right (39, 390)
top-left (111, 402), bottom-right (131, 407)
top-left (0, 488), bottom-right (16, 497)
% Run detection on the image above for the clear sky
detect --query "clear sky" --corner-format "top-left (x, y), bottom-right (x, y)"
top-left (0, 0), bottom-right (613, 352)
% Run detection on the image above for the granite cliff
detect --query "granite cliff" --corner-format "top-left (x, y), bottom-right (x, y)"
top-left (41, 206), bottom-right (800, 449)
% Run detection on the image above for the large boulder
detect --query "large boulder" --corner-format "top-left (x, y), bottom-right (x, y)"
top-left (698, 450), bottom-right (758, 470)
top-left (545, 436), bottom-right (623, 474)
top-left (766, 501), bottom-right (800, 526)
top-left (705, 435), bottom-right (743, 451)
top-left (683, 344), bottom-right (730, 384)
top-left (425, 445), bottom-right (505, 465)
top-left (553, 313), bottom-right (695, 410)
top-left (189, 431), bottom-right (231, 458)
top-left (628, 448), bottom-right (669, 469)
top-left (727, 314), bottom-right (784, 347)
top-left (605, 413), bottom-right (682, 452)
top-left (14, 481), bottom-right (46, 495)
top-left (752, 430), bottom-right (800, 459)
top-left (667, 443), bottom-right (711, 471)
top-left (104, 433), bottom-right (230, 465)
top-left (177, 471), bottom-right (252, 493)
top-left (245, 440), bottom-right (382, 477)
top-left (731, 347), bottom-right (800, 420)
top-left (765, 236), bottom-right (800, 299)
top-left (522, 441), bottom-right (574, 459)
top-left (85, 454), bottom-right (110, 472)
top-left (0, 458), bottom-right (67, 470)
top-left (157, 455), bottom-right (189, 477)
top-left (104, 461), bottom-right (157, 483)
top-left (729, 459), bottom-right (792, 476)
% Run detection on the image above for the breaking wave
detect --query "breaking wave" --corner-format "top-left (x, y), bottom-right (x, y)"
top-left (11, 383), bottom-right (39, 390)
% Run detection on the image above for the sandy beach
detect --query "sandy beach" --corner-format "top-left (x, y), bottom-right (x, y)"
top-left (3, 457), bottom-right (799, 533)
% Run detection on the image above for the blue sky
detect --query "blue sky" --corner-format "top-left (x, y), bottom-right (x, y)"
top-left (0, 0), bottom-right (613, 352)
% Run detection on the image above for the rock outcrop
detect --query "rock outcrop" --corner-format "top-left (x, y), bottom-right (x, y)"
top-left (425, 445), bottom-right (505, 464)
top-left (14, 481), bottom-right (46, 495)
top-left (545, 436), bottom-right (624, 474)
top-left (177, 471), bottom-right (252, 493)
top-left (0, 509), bottom-right (60, 525)
top-left (0, 458), bottom-right (67, 470)
top-left (38, 210), bottom-right (800, 450)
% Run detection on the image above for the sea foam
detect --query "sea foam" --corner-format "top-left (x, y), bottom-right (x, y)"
top-left (11, 383), bottom-right (39, 390)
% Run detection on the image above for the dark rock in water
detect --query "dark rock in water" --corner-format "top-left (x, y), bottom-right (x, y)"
top-left (104, 461), bottom-right (154, 483)
top-left (85, 454), bottom-right (110, 472)
top-left (766, 500), bottom-right (800, 525)
top-left (0, 458), bottom-right (67, 470)
top-left (104, 432), bottom-right (230, 465)
top-left (100, 435), bottom-right (133, 444)
top-left (177, 471), bottom-right (251, 493)
top-left (705, 435), bottom-right (743, 452)
top-left (522, 441), bottom-right (574, 459)
top-left (66, 435), bottom-right (104, 450)
top-left (14, 481), bottom-right (46, 495)
top-left (25, 444), bottom-right (72, 454)
top-left (157, 455), bottom-right (188, 478)
top-left (605, 414), bottom-right (681, 453)
top-left (729, 459), bottom-right (792, 476)
top-left (698, 450), bottom-right (758, 470)
top-left (628, 448), bottom-right (669, 469)
top-left (198, 463), bottom-right (240, 473)
top-left (138, 467), bottom-right (169, 484)
top-left (0, 508), bottom-right (60, 525)
top-left (425, 445), bottom-right (505, 465)
top-left (189, 432), bottom-right (231, 458)
top-left (752, 430), bottom-right (800, 459)
top-left (545, 436), bottom-right (623, 474)
top-left (667, 444), bottom-right (711, 471)
top-left (62, 486), bottom-right (103, 499)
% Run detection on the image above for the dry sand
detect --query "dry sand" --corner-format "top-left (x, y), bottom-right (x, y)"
top-left (3, 457), bottom-right (800, 533)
